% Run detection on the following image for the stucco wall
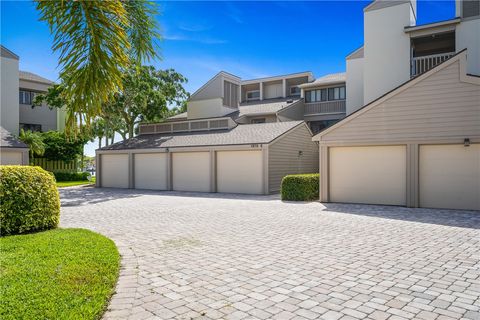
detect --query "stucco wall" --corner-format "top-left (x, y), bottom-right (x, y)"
top-left (1, 56), bottom-right (19, 134)
top-left (346, 57), bottom-right (364, 115)
top-left (363, 2), bottom-right (415, 105)
top-left (456, 18), bottom-right (480, 76)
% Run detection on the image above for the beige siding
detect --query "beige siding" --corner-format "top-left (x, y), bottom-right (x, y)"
top-left (190, 74), bottom-right (223, 101)
top-left (268, 124), bottom-right (318, 193)
top-left (277, 100), bottom-right (305, 121)
top-left (320, 60), bottom-right (480, 143)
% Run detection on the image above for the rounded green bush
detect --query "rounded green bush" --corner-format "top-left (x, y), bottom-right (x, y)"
top-left (281, 173), bottom-right (319, 201)
top-left (0, 166), bottom-right (60, 236)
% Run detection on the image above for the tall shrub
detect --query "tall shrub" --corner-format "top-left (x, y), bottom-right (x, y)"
top-left (281, 174), bottom-right (319, 201)
top-left (0, 166), bottom-right (60, 236)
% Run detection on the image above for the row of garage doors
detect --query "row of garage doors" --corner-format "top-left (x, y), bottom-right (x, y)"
top-left (100, 150), bottom-right (265, 194)
top-left (328, 144), bottom-right (479, 211)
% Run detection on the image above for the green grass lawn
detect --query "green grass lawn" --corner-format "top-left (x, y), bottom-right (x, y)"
top-left (0, 228), bottom-right (120, 320)
top-left (57, 177), bottom-right (96, 188)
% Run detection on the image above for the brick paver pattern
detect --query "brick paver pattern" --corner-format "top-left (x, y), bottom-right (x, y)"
top-left (60, 188), bottom-right (480, 320)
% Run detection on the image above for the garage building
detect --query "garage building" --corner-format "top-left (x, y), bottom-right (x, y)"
top-left (1, 126), bottom-right (29, 165)
top-left (97, 120), bottom-right (318, 194)
top-left (313, 52), bottom-right (480, 211)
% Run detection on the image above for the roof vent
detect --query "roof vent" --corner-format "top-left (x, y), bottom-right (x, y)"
top-left (287, 99), bottom-right (293, 103)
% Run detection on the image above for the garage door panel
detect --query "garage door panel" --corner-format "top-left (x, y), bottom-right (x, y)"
top-left (1, 151), bottom-right (23, 165)
top-left (217, 151), bottom-right (263, 194)
top-left (101, 154), bottom-right (129, 188)
top-left (172, 152), bottom-right (210, 192)
top-left (420, 144), bottom-right (480, 211)
top-left (329, 146), bottom-right (406, 206)
top-left (134, 153), bottom-right (168, 190)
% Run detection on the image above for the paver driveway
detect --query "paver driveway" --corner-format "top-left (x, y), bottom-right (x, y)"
top-left (60, 187), bottom-right (480, 320)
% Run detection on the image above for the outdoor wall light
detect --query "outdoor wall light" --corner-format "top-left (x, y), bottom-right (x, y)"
top-left (464, 138), bottom-right (470, 147)
top-left (298, 150), bottom-right (303, 157)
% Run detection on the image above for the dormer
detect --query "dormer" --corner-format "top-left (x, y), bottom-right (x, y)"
top-left (187, 71), bottom-right (241, 120)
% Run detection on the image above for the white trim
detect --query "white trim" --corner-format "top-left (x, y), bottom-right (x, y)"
top-left (241, 71), bottom-right (313, 85)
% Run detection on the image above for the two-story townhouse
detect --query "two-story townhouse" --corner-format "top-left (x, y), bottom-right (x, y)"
top-left (95, 71), bottom-right (324, 194)
top-left (313, 0), bottom-right (480, 211)
top-left (0, 45), bottom-right (65, 135)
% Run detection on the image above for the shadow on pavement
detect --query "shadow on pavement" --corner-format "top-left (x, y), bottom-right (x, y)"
top-left (60, 186), bottom-right (280, 207)
top-left (321, 202), bottom-right (480, 229)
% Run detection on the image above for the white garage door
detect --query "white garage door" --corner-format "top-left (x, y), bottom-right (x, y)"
top-left (172, 152), bottom-right (210, 192)
top-left (217, 151), bottom-right (263, 194)
top-left (419, 144), bottom-right (480, 211)
top-left (134, 153), bottom-right (168, 190)
top-left (329, 146), bottom-right (407, 206)
top-left (1, 151), bottom-right (23, 165)
top-left (101, 154), bottom-right (129, 188)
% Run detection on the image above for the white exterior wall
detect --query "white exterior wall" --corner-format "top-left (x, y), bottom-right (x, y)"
top-left (187, 98), bottom-right (235, 119)
top-left (456, 18), bottom-right (480, 76)
top-left (264, 83), bottom-right (283, 99)
top-left (1, 56), bottom-right (19, 134)
top-left (346, 57), bottom-right (364, 115)
top-left (363, 2), bottom-right (415, 105)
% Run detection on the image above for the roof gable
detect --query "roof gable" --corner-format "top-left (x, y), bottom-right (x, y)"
top-left (313, 50), bottom-right (480, 143)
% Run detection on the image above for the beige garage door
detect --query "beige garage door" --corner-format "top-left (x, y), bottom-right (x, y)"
top-left (1, 151), bottom-right (23, 165)
top-left (217, 151), bottom-right (263, 194)
top-left (172, 152), bottom-right (210, 192)
top-left (101, 154), bottom-right (129, 188)
top-left (329, 146), bottom-right (407, 206)
top-left (419, 144), bottom-right (480, 211)
top-left (134, 153), bottom-right (168, 190)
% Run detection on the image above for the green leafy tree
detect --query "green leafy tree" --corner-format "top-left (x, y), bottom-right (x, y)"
top-left (110, 66), bottom-right (189, 139)
top-left (39, 131), bottom-right (87, 162)
top-left (18, 129), bottom-right (45, 162)
top-left (35, 0), bottom-right (161, 133)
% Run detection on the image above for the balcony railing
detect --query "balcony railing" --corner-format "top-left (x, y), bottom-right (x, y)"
top-left (304, 100), bottom-right (346, 115)
top-left (411, 52), bottom-right (455, 77)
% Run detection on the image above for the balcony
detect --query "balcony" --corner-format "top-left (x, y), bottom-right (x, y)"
top-left (411, 52), bottom-right (455, 77)
top-left (304, 100), bottom-right (346, 115)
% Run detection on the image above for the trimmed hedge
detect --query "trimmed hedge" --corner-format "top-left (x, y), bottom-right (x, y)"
top-left (53, 171), bottom-right (90, 182)
top-left (0, 166), bottom-right (60, 236)
top-left (281, 173), bottom-right (319, 201)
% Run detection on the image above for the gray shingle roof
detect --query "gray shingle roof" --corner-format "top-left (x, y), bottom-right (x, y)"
top-left (166, 112), bottom-right (188, 121)
top-left (238, 98), bottom-right (302, 117)
top-left (0, 126), bottom-right (28, 148)
top-left (99, 121), bottom-right (305, 150)
top-left (19, 71), bottom-right (54, 84)
top-left (299, 73), bottom-right (346, 88)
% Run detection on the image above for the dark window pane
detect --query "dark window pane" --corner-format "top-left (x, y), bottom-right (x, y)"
top-left (328, 88), bottom-right (334, 101)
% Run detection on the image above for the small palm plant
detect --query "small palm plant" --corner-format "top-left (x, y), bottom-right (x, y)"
top-left (18, 129), bottom-right (45, 163)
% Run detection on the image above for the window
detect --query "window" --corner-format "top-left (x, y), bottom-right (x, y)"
top-left (246, 90), bottom-right (260, 101)
top-left (463, 0), bottom-right (479, 18)
top-left (20, 123), bottom-right (42, 132)
top-left (251, 118), bottom-right (266, 124)
top-left (305, 86), bottom-right (345, 102)
top-left (290, 86), bottom-right (301, 96)
top-left (308, 120), bottom-right (339, 134)
top-left (19, 90), bottom-right (34, 105)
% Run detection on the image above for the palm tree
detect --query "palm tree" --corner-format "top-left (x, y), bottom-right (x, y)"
top-left (18, 129), bottom-right (45, 163)
top-left (34, 0), bottom-right (161, 133)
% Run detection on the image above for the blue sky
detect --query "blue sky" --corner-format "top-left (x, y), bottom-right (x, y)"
top-left (1, 1), bottom-right (455, 155)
